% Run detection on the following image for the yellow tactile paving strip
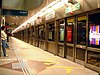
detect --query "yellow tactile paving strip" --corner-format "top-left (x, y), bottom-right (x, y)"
top-left (0, 37), bottom-right (99, 75)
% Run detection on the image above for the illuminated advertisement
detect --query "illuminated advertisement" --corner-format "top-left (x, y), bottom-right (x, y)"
top-left (60, 28), bottom-right (64, 41)
top-left (89, 25), bottom-right (100, 46)
top-left (67, 26), bottom-right (72, 43)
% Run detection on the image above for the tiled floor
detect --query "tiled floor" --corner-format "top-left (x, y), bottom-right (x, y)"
top-left (0, 37), bottom-right (99, 75)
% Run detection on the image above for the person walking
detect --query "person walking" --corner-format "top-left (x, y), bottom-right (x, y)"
top-left (1, 26), bottom-right (8, 57)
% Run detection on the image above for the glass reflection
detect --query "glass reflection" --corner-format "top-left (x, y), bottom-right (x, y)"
top-left (88, 51), bottom-right (100, 67)
top-left (39, 25), bottom-right (45, 40)
top-left (77, 19), bottom-right (86, 45)
top-left (59, 20), bottom-right (65, 42)
top-left (48, 23), bottom-right (55, 41)
top-left (66, 22), bottom-right (73, 43)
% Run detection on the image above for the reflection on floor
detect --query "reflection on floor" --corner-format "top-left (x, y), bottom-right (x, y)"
top-left (0, 37), bottom-right (99, 75)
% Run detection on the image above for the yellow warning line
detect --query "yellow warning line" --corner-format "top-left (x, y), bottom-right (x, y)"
top-left (47, 66), bottom-right (84, 74)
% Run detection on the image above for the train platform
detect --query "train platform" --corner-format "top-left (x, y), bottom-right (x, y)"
top-left (0, 37), bottom-right (99, 75)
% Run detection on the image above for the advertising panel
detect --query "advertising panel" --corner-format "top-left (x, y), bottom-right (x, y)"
top-left (89, 25), bottom-right (100, 46)
top-left (67, 26), bottom-right (72, 42)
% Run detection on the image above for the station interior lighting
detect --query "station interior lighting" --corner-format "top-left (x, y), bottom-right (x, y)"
top-left (12, 0), bottom-right (73, 33)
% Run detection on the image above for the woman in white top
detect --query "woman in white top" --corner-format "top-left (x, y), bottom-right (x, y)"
top-left (1, 26), bottom-right (8, 57)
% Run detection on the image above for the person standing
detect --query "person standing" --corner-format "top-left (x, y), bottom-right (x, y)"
top-left (1, 26), bottom-right (8, 57)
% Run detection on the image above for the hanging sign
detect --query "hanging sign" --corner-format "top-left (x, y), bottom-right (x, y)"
top-left (2, 9), bottom-right (28, 16)
top-left (65, 2), bottom-right (80, 14)
top-left (46, 11), bottom-right (55, 20)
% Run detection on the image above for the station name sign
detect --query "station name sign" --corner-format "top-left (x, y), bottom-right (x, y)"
top-left (2, 9), bottom-right (28, 16)
top-left (65, 3), bottom-right (80, 14)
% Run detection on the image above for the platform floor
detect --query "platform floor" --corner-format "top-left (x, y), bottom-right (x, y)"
top-left (0, 37), bottom-right (99, 75)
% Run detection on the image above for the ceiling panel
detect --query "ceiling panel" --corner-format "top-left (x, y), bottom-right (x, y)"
top-left (2, 0), bottom-right (24, 9)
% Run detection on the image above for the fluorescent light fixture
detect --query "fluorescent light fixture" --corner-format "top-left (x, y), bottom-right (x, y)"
top-left (45, 8), bottom-right (54, 13)
top-left (61, 0), bottom-right (68, 4)
top-left (51, 2), bottom-right (64, 10)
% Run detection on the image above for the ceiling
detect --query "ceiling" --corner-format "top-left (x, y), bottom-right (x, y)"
top-left (2, 0), bottom-right (46, 29)
top-left (2, 0), bottom-right (46, 10)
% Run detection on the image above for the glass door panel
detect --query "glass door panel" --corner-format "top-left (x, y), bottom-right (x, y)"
top-left (48, 23), bottom-right (55, 41)
top-left (59, 20), bottom-right (65, 42)
top-left (77, 16), bottom-right (86, 45)
top-left (88, 12), bottom-right (100, 48)
top-left (66, 17), bottom-right (74, 43)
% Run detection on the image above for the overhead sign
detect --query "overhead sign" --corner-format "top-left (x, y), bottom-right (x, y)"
top-left (65, 3), bottom-right (80, 14)
top-left (46, 11), bottom-right (55, 20)
top-left (2, 9), bottom-right (28, 16)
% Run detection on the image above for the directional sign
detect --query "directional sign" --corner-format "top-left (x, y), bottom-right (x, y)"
top-left (2, 9), bottom-right (28, 16)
